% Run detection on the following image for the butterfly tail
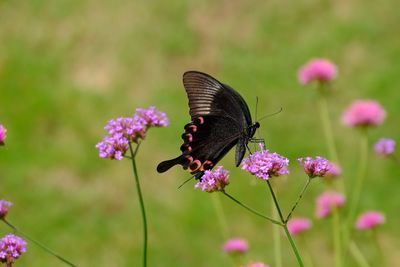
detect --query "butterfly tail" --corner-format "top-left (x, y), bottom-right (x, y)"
top-left (157, 156), bottom-right (184, 173)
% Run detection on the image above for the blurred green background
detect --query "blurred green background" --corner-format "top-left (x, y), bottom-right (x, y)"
top-left (0, 0), bottom-right (399, 266)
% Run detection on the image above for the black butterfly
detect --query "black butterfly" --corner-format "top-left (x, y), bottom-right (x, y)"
top-left (157, 71), bottom-right (260, 179)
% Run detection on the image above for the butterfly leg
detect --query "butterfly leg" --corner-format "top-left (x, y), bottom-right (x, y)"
top-left (249, 138), bottom-right (266, 150)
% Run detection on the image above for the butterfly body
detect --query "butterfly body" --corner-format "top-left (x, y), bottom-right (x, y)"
top-left (157, 71), bottom-right (259, 178)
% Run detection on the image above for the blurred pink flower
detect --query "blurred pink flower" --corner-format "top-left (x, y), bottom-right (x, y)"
top-left (0, 200), bottom-right (12, 219)
top-left (0, 125), bottom-right (6, 145)
top-left (324, 163), bottom-right (342, 179)
top-left (342, 100), bottom-right (386, 127)
top-left (287, 218), bottom-right (312, 235)
top-left (298, 156), bottom-right (331, 178)
top-left (316, 191), bottom-right (345, 218)
top-left (223, 238), bottom-right (248, 254)
top-left (246, 262), bottom-right (270, 267)
top-left (374, 138), bottom-right (396, 156)
top-left (355, 211), bottom-right (385, 230)
top-left (298, 58), bottom-right (337, 85)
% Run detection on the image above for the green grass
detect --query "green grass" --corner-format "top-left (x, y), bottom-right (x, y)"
top-left (0, 0), bottom-right (399, 266)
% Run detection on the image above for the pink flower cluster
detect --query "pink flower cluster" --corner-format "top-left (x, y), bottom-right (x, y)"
top-left (96, 106), bottom-right (168, 160)
top-left (223, 238), bottom-right (248, 254)
top-left (245, 262), bottom-right (270, 267)
top-left (298, 156), bottom-right (331, 178)
top-left (287, 218), bottom-right (312, 235)
top-left (0, 234), bottom-right (27, 265)
top-left (355, 211), bottom-right (385, 230)
top-left (298, 58), bottom-right (337, 85)
top-left (0, 200), bottom-right (12, 219)
top-left (316, 191), bottom-right (345, 218)
top-left (374, 138), bottom-right (396, 156)
top-left (195, 166), bottom-right (229, 193)
top-left (342, 100), bottom-right (386, 127)
top-left (241, 149), bottom-right (289, 180)
top-left (0, 124), bottom-right (6, 145)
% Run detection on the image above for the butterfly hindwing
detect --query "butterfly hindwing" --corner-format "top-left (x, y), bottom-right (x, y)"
top-left (157, 115), bottom-right (242, 174)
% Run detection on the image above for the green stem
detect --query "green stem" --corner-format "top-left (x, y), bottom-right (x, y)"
top-left (211, 194), bottom-right (230, 239)
top-left (266, 181), bottom-right (284, 222)
top-left (221, 191), bottom-right (282, 225)
top-left (272, 203), bottom-right (282, 267)
top-left (2, 219), bottom-right (77, 266)
top-left (346, 132), bottom-right (368, 237)
top-left (372, 229), bottom-right (385, 266)
top-left (128, 142), bottom-right (147, 267)
top-left (301, 236), bottom-right (315, 267)
top-left (283, 224), bottom-right (304, 267)
top-left (349, 241), bottom-right (371, 267)
top-left (317, 89), bottom-right (345, 193)
top-left (285, 178), bottom-right (312, 222)
top-left (267, 181), bottom-right (304, 267)
top-left (317, 86), bottom-right (339, 164)
top-left (332, 208), bottom-right (343, 267)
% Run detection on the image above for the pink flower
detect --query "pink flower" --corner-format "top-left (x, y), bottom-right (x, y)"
top-left (355, 211), bottom-right (385, 230)
top-left (287, 218), bottom-right (312, 235)
top-left (324, 163), bottom-right (342, 179)
top-left (298, 58), bottom-right (337, 85)
top-left (374, 138), bottom-right (396, 156)
top-left (195, 166), bottom-right (229, 193)
top-left (0, 125), bottom-right (6, 146)
top-left (316, 191), bottom-right (345, 218)
top-left (342, 100), bottom-right (386, 127)
top-left (223, 238), bottom-right (248, 254)
top-left (298, 156), bottom-right (331, 178)
top-left (0, 234), bottom-right (27, 264)
top-left (241, 149), bottom-right (289, 180)
top-left (0, 200), bottom-right (12, 219)
top-left (246, 262), bottom-right (270, 267)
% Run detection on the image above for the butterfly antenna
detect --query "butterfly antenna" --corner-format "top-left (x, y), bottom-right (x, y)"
top-left (255, 96), bottom-right (259, 121)
top-left (177, 175), bottom-right (195, 189)
top-left (257, 107), bottom-right (283, 122)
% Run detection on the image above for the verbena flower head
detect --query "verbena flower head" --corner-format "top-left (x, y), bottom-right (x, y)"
top-left (136, 106), bottom-right (169, 127)
top-left (241, 149), bottom-right (289, 180)
top-left (246, 262), bottom-right (270, 267)
top-left (0, 200), bottom-right (12, 219)
top-left (194, 166), bottom-right (229, 193)
top-left (96, 107), bottom-right (168, 160)
top-left (0, 234), bottom-right (27, 264)
top-left (298, 58), bottom-right (337, 85)
top-left (223, 238), bottom-right (248, 254)
top-left (355, 211), bottom-right (385, 230)
top-left (374, 138), bottom-right (396, 156)
top-left (342, 100), bottom-right (386, 127)
top-left (96, 136), bottom-right (129, 160)
top-left (287, 218), bottom-right (312, 235)
top-left (104, 117), bottom-right (146, 143)
top-left (298, 156), bottom-right (331, 178)
top-left (316, 191), bottom-right (346, 218)
top-left (0, 124), bottom-right (7, 146)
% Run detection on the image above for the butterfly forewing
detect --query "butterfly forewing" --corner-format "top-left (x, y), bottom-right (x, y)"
top-left (157, 71), bottom-right (258, 178)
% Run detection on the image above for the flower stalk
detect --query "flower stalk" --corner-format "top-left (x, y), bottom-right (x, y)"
top-left (221, 191), bottom-right (282, 226)
top-left (1, 219), bottom-right (77, 266)
top-left (267, 181), bottom-right (305, 267)
top-left (128, 142), bottom-right (148, 267)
